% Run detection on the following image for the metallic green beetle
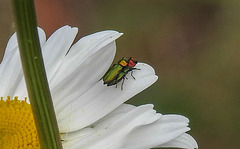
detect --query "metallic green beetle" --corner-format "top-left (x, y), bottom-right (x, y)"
top-left (102, 57), bottom-right (139, 89)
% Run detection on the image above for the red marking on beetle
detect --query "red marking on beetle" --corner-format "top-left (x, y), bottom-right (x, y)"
top-left (128, 59), bottom-right (137, 67)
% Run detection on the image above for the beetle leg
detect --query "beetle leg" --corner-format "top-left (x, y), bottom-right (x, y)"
top-left (131, 71), bottom-right (136, 79)
top-left (121, 77), bottom-right (125, 90)
top-left (131, 68), bottom-right (140, 79)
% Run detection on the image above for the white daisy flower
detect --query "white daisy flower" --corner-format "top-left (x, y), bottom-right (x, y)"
top-left (0, 25), bottom-right (198, 149)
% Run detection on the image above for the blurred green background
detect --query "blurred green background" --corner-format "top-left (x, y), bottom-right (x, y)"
top-left (1, 0), bottom-right (240, 148)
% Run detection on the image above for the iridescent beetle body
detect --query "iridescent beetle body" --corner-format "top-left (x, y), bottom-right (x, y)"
top-left (102, 57), bottom-right (139, 89)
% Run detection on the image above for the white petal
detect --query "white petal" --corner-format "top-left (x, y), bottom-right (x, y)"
top-left (123, 115), bottom-right (191, 149)
top-left (62, 104), bottom-right (161, 149)
top-left (50, 31), bottom-right (122, 106)
top-left (0, 28), bottom-right (46, 99)
top-left (42, 25), bottom-right (78, 81)
top-left (50, 30), bottom-right (122, 86)
top-left (2, 27), bottom-right (46, 59)
top-left (12, 26), bottom-right (77, 99)
top-left (0, 48), bottom-right (22, 97)
top-left (58, 63), bottom-right (158, 132)
top-left (157, 133), bottom-right (198, 149)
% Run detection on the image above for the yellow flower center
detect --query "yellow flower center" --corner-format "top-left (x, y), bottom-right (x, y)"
top-left (0, 97), bottom-right (40, 149)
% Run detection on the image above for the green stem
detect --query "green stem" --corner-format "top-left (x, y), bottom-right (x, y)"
top-left (11, 0), bottom-right (63, 148)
